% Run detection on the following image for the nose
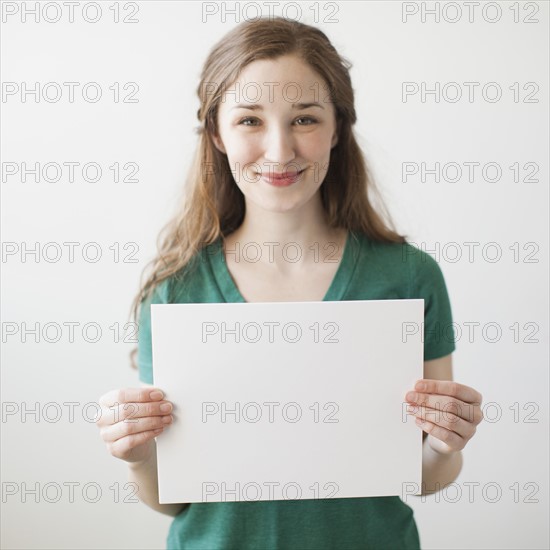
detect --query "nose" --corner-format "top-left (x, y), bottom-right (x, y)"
top-left (262, 123), bottom-right (297, 172)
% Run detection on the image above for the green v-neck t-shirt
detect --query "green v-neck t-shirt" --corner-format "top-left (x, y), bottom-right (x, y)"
top-left (137, 231), bottom-right (456, 550)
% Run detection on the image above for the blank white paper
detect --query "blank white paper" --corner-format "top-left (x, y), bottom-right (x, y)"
top-left (151, 299), bottom-right (424, 504)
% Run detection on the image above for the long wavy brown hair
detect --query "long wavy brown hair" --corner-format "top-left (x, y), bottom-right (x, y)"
top-left (128, 16), bottom-right (406, 371)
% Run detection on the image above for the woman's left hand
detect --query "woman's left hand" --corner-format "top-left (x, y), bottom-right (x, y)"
top-left (405, 379), bottom-right (484, 455)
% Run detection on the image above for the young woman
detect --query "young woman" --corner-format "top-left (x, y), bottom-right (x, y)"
top-left (96, 17), bottom-right (484, 549)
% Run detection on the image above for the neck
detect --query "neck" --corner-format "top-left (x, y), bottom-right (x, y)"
top-left (224, 192), bottom-right (347, 270)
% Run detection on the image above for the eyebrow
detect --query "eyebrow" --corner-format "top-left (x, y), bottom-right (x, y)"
top-left (231, 102), bottom-right (325, 111)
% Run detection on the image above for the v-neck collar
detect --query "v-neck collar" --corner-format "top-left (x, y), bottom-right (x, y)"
top-left (206, 230), bottom-right (361, 303)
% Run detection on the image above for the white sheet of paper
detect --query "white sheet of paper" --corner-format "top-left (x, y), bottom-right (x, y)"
top-left (151, 299), bottom-right (424, 504)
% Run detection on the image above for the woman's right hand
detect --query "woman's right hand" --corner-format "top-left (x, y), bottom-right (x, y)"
top-left (96, 388), bottom-right (173, 465)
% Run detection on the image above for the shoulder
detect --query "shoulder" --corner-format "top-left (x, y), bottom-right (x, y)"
top-left (366, 238), bottom-right (440, 272)
top-left (353, 233), bottom-right (446, 295)
top-left (353, 232), bottom-right (422, 265)
top-left (146, 241), bottom-right (221, 305)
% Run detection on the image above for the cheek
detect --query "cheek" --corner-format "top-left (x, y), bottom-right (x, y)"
top-left (226, 142), bottom-right (261, 187)
top-left (303, 143), bottom-right (331, 178)
top-left (228, 130), bottom-right (257, 152)
top-left (230, 142), bottom-right (262, 171)
top-left (300, 133), bottom-right (332, 159)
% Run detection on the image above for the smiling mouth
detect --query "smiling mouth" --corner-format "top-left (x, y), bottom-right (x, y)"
top-left (258, 168), bottom-right (306, 179)
top-left (257, 168), bottom-right (306, 187)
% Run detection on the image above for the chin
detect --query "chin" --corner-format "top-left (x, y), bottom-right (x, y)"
top-left (244, 187), bottom-right (321, 214)
top-left (250, 196), bottom-right (304, 214)
top-left (261, 203), bottom-right (300, 214)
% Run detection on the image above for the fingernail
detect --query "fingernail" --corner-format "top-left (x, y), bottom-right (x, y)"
top-left (150, 391), bottom-right (163, 400)
top-left (160, 403), bottom-right (172, 413)
top-left (416, 382), bottom-right (426, 391)
top-left (406, 391), bottom-right (417, 402)
top-left (162, 415), bottom-right (173, 423)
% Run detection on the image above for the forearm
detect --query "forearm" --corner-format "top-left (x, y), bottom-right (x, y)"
top-left (420, 434), bottom-right (463, 495)
top-left (127, 444), bottom-right (188, 516)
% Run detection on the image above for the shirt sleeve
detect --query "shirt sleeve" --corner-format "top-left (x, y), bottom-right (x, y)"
top-left (137, 278), bottom-right (171, 384)
top-left (407, 245), bottom-right (456, 361)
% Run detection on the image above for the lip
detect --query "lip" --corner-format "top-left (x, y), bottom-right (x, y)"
top-left (260, 168), bottom-right (306, 187)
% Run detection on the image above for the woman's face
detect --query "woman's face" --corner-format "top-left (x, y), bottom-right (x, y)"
top-left (212, 54), bottom-right (339, 214)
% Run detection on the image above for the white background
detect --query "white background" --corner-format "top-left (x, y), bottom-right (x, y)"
top-left (1, 1), bottom-right (548, 549)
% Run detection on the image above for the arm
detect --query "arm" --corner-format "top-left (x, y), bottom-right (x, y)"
top-left (417, 354), bottom-right (463, 495)
top-left (404, 251), bottom-right (483, 495)
top-left (405, 352), bottom-right (484, 497)
top-left (127, 382), bottom-right (189, 516)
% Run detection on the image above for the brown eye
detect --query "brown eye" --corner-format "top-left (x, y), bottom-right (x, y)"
top-left (239, 117), bottom-right (259, 126)
top-left (295, 116), bottom-right (318, 125)
top-left (238, 116), bottom-right (318, 127)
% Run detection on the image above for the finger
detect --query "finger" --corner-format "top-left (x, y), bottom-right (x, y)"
top-left (107, 428), bottom-right (165, 460)
top-left (415, 418), bottom-right (467, 451)
top-left (99, 387), bottom-right (165, 408)
top-left (96, 400), bottom-right (173, 427)
top-left (411, 406), bottom-right (476, 440)
top-left (101, 414), bottom-right (173, 443)
top-left (414, 379), bottom-right (482, 405)
top-left (406, 392), bottom-right (482, 424)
